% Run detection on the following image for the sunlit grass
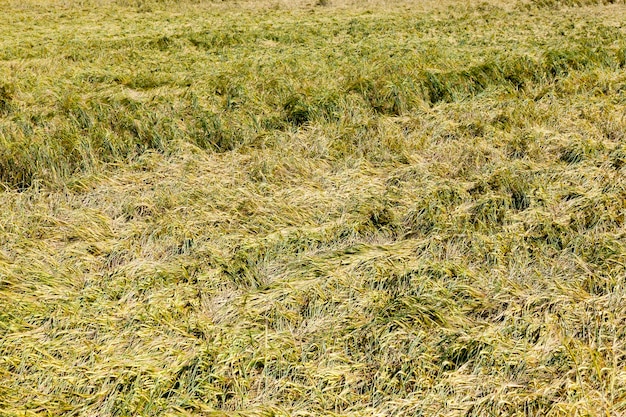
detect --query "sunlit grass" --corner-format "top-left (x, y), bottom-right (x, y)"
top-left (1, 0), bottom-right (626, 415)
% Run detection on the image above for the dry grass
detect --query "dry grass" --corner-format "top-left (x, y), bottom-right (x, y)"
top-left (2, 0), bottom-right (626, 415)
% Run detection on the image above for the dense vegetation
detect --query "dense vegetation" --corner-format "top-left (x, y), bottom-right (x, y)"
top-left (1, 0), bottom-right (626, 415)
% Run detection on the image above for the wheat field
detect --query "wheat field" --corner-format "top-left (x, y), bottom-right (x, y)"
top-left (1, 0), bottom-right (626, 415)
